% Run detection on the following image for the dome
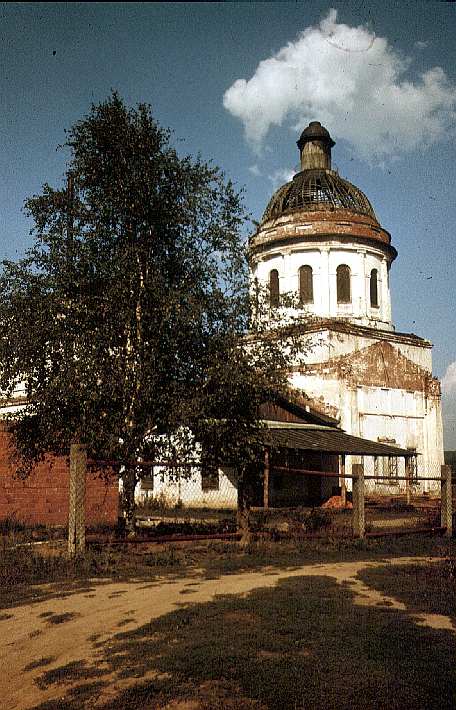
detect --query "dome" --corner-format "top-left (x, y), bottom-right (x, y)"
top-left (262, 168), bottom-right (378, 223)
top-left (297, 121), bottom-right (335, 150)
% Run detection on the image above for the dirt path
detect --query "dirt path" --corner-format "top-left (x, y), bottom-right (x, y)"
top-left (2, 556), bottom-right (453, 710)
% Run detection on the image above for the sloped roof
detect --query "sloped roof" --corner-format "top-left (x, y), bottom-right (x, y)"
top-left (261, 426), bottom-right (412, 457)
top-left (270, 392), bottom-right (339, 427)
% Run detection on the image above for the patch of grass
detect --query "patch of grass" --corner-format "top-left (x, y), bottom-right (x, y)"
top-left (32, 680), bottom-right (109, 710)
top-left (46, 612), bottom-right (81, 625)
top-left (23, 656), bottom-right (56, 672)
top-left (0, 515), bottom-right (28, 535)
top-left (35, 660), bottom-right (104, 690)
top-left (358, 559), bottom-right (456, 621)
top-left (197, 535), bottom-right (456, 578)
top-left (1, 533), bottom-right (456, 611)
top-left (102, 575), bottom-right (456, 709)
top-left (0, 517), bottom-right (65, 543)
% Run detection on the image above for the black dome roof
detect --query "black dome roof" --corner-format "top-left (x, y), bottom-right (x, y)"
top-left (297, 121), bottom-right (335, 150)
top-left (262, 168), bottom-right (377, 223)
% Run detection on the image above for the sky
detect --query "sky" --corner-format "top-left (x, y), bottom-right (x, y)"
top-left (1, 2), bottom-right (455, 445)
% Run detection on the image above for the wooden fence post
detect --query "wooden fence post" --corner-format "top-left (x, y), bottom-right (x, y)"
top-left (352, 463), bottom-right (365, 539)
top-left (340, 454), bottom-right (346, 507)
top-left (263, 447), bottom-right (270, 509)
top-left (441, 464), bottom-right (453, 538)
top-left (68, 442), bottom-right (87, 555)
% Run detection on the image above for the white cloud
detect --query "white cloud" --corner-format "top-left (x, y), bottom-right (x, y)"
top-left (442, 362), bottom-right (456, 449)
top-left (248, 164), bottom-right (261, 176)
top-left (442, 361), bottom-right (456, 394)
top-left (268, 167), bottom-right (296, 188)
top-left (223, 9), bottom-right (456, 162)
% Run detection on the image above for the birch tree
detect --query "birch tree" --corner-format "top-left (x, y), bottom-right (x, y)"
top-left (0, 93), bottom-right (297, 535)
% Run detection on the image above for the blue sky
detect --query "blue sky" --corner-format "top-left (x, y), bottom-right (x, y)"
top-left (1, 2), bottom-right (455, 445)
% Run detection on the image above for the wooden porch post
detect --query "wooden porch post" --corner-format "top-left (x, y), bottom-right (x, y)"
top-left (340, 454), bottom-right (346, 507)
top-left (405, 456), bottom-right (411, 505)
top-left (263, 447), bottom-right (270, 509)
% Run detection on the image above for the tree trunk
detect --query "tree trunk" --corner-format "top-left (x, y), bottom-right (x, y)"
top-left (122, 466), bottom-right (137, 536)
top-left (237, 473), bottom-right (251, 547)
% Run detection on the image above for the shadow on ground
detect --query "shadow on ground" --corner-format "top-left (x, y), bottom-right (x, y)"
top-left (31, 570), bottom-right (456, 710)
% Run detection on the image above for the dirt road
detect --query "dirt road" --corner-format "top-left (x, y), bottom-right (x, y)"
top-left (2, 557), bottom-right (454, 710)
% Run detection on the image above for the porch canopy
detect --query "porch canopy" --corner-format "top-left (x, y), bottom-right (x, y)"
top-left (260, 425), bottom-right (413, 457)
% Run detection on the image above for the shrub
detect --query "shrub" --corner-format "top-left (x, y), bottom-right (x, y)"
top-left (303, 508), bottom-right (332, 533)
top-left (0, 516), bottom-right (27, 536)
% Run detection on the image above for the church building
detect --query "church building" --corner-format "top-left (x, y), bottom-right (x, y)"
top-left (249, 121), bottom-right (444, 492)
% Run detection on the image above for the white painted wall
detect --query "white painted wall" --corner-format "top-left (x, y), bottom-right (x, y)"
top-left (137, 466), bottom-right (237, 509)
top-left (252, 242), bottom-right (393, 330)
top-left (289, 327), bottom-right (433, 371)
top-left (290, 367), bottom-right (444, 493)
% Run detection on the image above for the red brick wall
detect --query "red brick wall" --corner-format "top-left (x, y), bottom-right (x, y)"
top-left (0, 426), bottom-right (119, 527)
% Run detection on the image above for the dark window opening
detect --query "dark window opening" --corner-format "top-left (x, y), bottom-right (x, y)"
top-left (201, 465), bottom-right (219, 491)
top-left (388, 456), bottom-right (398, 482)
top-left (269, 269), bottom-right (279, 307)
top-left (200, 444), bottom-right (220, 491)
top-left (299, 265), bottom-right (314, 304)
top-left (141, 474), bottom-right (154, 491)
top-left (336, 264), bottom-right (351, 303)
top-left (370, 268), bottom-right (379, 307)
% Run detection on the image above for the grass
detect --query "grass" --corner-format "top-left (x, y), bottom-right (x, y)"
top-left (30, 569), bottom-right (456, 709)
top-left (358, 559), bottom-right (456, 621)
top-left (0, 536), bottom-right (456, 607)
top-left (1, 531), bottom-right (455, 610)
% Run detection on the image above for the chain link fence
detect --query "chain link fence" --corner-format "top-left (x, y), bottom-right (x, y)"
top-left (90, 456), bottom-right (452, 541)
top-left (132, 463), bottom-right (238, 537)
top-left (363, 458), bottom-right (446, 536)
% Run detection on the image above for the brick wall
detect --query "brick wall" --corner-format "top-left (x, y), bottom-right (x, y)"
top-left (0, 425), bottom-right (119, 527)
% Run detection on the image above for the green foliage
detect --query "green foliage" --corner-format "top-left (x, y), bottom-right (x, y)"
top-left (302, 507), bottom-right (332, 532)
top-left (0, 93), bottom-right (297, 483)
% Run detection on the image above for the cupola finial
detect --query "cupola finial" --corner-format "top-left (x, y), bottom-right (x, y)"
top-left (297, 121), bottom-right (335, 171)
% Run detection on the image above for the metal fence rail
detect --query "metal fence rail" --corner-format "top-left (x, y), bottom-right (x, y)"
top-left (89, 457), bottom-right (453, 541)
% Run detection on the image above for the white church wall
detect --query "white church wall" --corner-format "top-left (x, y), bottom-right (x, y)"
top-left (289, 368), bottom-right (443, 493)
top-left (290, 327), bottom-right (433, 372)
top-left (252, 242), bottom-right (393, 329)
top-left (137, 466), bottom-right (237, 509)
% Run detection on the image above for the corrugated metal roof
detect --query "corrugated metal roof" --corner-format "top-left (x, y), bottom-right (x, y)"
top-left (261, 427), bottom-right (412, 457)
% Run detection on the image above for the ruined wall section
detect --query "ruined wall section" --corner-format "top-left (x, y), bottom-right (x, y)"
top-left (290, 334), bottom-right (444, 490)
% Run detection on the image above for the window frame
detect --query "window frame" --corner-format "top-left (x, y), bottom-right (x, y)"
top-left (299, 265), bottom-right (314, 305)
top-left (336, 264), bottom-right (351, 304)
top-left (269, 269), bottom-right (280, 308)
top-left (370, 268), bottom-right (379, 308)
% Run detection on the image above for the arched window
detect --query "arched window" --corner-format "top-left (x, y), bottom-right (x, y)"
top-left (299, 265), bottom-right (313, 304)
top-left (370, 268), bottom-right (379, 307)
top-left (336, 264), bottom-right (351, 303)
top-left (269, 269), bottom-right (279, 307)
